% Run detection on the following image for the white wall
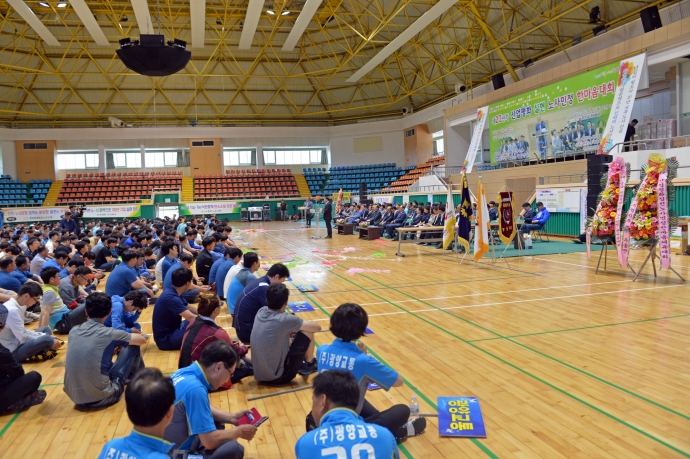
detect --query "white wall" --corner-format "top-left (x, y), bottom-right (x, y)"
top-left (329, 120), bottom-right (405, 167)
top-left (1, 141), bottom-right (16, 178)
top-left (612, 146), bottom-right (690, 179)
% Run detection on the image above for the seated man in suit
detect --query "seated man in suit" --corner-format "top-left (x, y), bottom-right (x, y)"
top-left (346, 205), bottom-right (365, 224)
top-left (363, 204), bottom-right (382, 226)
top-left (380, 205), bottom-right (395, 227)
top-left (383, 207), bottom-right (407, 239)
top-left (521, 202), bottom-right (550, 234)
top-left (403, 207), bottom-right (425, 240)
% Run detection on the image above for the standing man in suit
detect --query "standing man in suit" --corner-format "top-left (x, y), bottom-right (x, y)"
top-left (323, 197), bottom-right (332, 238)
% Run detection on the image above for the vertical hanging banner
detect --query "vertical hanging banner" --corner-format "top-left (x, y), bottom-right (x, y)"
top-left (438, 396), bottom-right (487, 437)
top-left (597, 53), bottom-right (647, 154)
top-left (462, 106), bottom-right (488, 173)
top-left (497, 191), bottom-right (515, 244)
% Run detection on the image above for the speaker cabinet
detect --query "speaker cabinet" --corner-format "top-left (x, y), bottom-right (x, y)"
top-left (640, 6), bottom-right (662, 33)
top-left (586, 154), bottom-right (613, 217)
top-left (359, 182), bottom-right (367, 201)
top-left (492, 74), bottom-right (505, 90)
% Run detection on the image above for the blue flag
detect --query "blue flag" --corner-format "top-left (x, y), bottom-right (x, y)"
top-left (457, 172), bottom-right (473, 253)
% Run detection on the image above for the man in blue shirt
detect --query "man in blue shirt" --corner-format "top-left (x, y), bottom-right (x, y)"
top-left (225, 253), bottom-right (260, 313)
top-left (233, 263), bottom-right (289, 344)
top-left (0, 257), bottom-right (22, 292)
top-left (163, 254), bottom-right (205, 303)
top-left (164, 341), bottom-right (256, 458)
top-left (295, 370), bottom-right (399, 459)
top-left (314, 303), bottom-right (426, 440)
top-left (160, 241), bottom-right (180, 281)
top-left (105, 250), bottom-right (153, 297)
top-left (105, 290), bottom-right (149, 333)
top-left (153, 267), bottom-right (198, 351)
top-left (214, 247), bottom-right (242, 300)
top-left (98, 368), bottom-right (175, 459)
top-left (59, 212), bottom-right (78, 234)
top-left (12, 255), bottom-right (41, 286)
top-left (520, 201), bottom-right (550, 234)
top-left (123, 231), bottom-right (139, 247)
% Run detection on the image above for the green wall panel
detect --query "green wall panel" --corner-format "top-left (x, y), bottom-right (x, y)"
top-left (153, 193), bottom-right (180, 204)
top-left (542, 212), bottom-right (581, 237)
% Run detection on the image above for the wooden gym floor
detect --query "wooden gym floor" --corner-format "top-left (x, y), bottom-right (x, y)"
top-left (1, 221), bottom-right (689, 459)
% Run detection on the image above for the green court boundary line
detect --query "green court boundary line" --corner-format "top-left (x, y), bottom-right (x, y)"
top-left (264, 232), bottom-right (690, 458)
top-left (468, 314), bottom-right (690, 342)
top-left (301, 290), bottom-right (498, 459)
top-left (0, 412), bottom-right (20, 439)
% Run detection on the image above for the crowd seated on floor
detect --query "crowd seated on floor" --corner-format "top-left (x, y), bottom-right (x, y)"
top-left (0, 211), bottom-right (431, 458)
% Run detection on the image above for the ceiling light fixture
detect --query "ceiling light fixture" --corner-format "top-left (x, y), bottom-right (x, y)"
top-left (281, 10), bottom-right (290, 15)
top-left (57, 2), bottom-right (67, 7)
top-left (39, 2), bottom-right (49, 7)
top-left (267, 9), bottom-right (275, 14)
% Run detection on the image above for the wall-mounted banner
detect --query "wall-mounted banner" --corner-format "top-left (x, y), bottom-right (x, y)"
top-left (463, 106), bottom-right (488, 173)
top-left (2, 207), bottom-right (67, 223)
top-left (597, 53), bottom-right (647, 154)
top-left (180, 201), bottom-right (242, 216)
top-left (489, 61), bottom-right (621, 164)
top-left (438, 396), bottom-right (486, 437)
top-left (332, 192), bottom-right (351, 204)
top-left (83, 205), bottom-right (141, 219)
top-left (373, 196), bottom-right (393, 205)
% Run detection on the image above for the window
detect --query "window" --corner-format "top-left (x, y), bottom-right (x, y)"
top-left (405, 129), bottom-right (415, 137)
top-left (223, 150), bottom-right (254, 166)
top-left (145, 152), bottom-right (179, 168)
top-left (263, 149), bottom-right (325, 165)
top-left (57, 152), bottom-right (99, 170)
top-left (432, 130), bottom-right (444, 156)
top-left (113, 152), bottom-right (142, 168)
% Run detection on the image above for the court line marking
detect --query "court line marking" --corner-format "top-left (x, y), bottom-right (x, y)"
top-left (264, 232), bottom-right (690, 455)
top-left (468, 313), bottom-right (690, 342)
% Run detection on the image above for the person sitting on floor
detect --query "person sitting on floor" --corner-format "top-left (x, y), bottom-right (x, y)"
top-left (0, 282), bottom-right (61, 363)
top-left (0, 257), bottom-right (23, 293)
top-left (12, 255), bottom-right (42, 287)
top-left (520, 201), bottom-right (550, 234)
top-left (97, 368), bottom-right (175, 459)
top-left (164, 341), bottom-right (257, 459)
top-left (59, 265), bottom-right (92, 309)
top-left (64, 292), bottom-right (147, 408)
top-left (29, 245), bottom-right (49, 275)
top-left (309, 303), bottom-right (426, 441)
top-left (0, 303), bottom-right (47, 414)
top-left (213, 247), bottom-right (243, 300)
top-left (233, 263), bottom-right (290, 344)
top-left (195, 238), bottom-right (216, 285)
top-left (40, 267), bottom-right (87, 334)
top-left (178, 295), bottom-right (252, 389)
top-left (295, 370), bottom-right (398, 459)
top-left (153, 267), bottom-right (199, 351)
top-left (251, 283), bottom-right (319, 385)
top-left (163, 254), bottom-right (207, 304)
top-left (224, 252), bottom-right (260, 314)
top-left (105, 290), bottom-right (149, 333)
top-left (160, 241), bottom-right (180, 281)
top-left (105, 250), bottom-right (154, 298)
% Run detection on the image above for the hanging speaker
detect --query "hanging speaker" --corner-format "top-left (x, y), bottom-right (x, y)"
top-left (640, 6), bottom-right (662, 33)
top-left (492, 74), bottom-right (505, 90)
top-left (359, 182), bottom-right (367, 201)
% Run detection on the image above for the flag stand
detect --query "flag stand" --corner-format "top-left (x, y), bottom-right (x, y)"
top-left (499, 183), bottom-right (533, 260)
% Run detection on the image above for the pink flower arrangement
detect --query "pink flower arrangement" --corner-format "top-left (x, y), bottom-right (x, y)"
top-left (591, 161), bottom-right (623, 237)
top-left (629, 156), bottom-right (665, 241)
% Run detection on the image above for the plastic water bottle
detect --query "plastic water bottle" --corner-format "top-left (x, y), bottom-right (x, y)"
top-left (525, 234), bottom-right (533, 249)
top-left (410, 395), bottom-right (419, 415)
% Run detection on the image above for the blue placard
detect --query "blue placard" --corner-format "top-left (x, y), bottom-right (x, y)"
top-left (365, 327), bottom-right (374, 335)
top-left (438, 396), bottom-right (486, 437)
top-left (367, 383), bottom-right (381, 391)
top-left (288, 301), bottom-right (315, 313)
top-left (296, 284), bottom-right (318, 292)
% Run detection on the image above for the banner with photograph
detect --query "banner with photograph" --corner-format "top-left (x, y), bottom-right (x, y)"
top-left (3, 207), bottom-right (67, 223)
top-left (332, 191), bottom-right (351, 204)
top-left (83, 205), bottom-right (141, 219)
top-left (597, 53), bottom-right (647, 154)
top-left (179, 201), bottom-right (241, 216)
top-left (463, 106), bottom-right (488, 173)
top-left (488, 62), bottom-right (621, 164)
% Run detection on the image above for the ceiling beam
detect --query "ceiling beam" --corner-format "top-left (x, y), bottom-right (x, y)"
top-left (238, 0), bottom-right (263, 50)
top-left (282, 0), bottom-right (323, 52)
top-left (346, 0), bottom-right (457, 83)
top-left (130, 0), bottom-right (154, 35)
top-left (6, 0), bottom-right (60, 46)
top-left (68, 0), bottom-right (110, 46)
top-left (190, 0), bottom-right (206, 48)
top-left (466, 2), bottom-right (519, 82)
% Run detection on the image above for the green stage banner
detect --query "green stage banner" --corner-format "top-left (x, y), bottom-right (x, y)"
top-left (489, 61), bottom-right (620, 164)
top-left (83, 205), bottom-right (141, 219)
top-left (180, 201), bottom-right (242, 216)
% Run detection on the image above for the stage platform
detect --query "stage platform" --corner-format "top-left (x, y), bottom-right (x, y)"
top-left (1, 220), bottom-right (689, 459)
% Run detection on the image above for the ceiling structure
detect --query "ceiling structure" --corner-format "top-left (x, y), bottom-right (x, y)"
top-left (0, 0), bottom-right (676, 127)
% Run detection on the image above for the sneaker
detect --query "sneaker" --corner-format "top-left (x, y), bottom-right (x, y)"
top-left (27, 312), bottom-right (40, 321)
top-left (396, 417), bottom-right (427, 440)
top-left (26, 349), bottom-right (58, 363)
top-left (4, 390), bottom-right (47, 412)
top-left (298, 358), bottom-right (318, 375)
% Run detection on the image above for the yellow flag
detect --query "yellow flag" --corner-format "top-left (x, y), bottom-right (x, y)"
top-left (473, 179), bottom-right (490, 262)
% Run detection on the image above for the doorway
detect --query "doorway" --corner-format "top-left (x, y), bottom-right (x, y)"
top-left (157, 205), bottom-right (179, 220)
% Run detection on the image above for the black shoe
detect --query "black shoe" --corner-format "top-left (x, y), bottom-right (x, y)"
top-left (396, 417), bottom-right (427, 440)
top-left (325, 235), bottom-right (332, 238)
top-left (298, 358), bottom-right (318, 375)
